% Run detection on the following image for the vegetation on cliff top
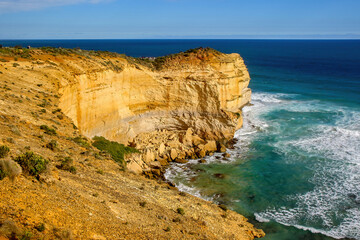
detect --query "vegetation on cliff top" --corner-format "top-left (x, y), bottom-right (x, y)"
top-left (0, 45), bottom-right (221, 71)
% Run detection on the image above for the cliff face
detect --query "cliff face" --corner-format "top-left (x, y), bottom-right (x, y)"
top-left (59, 49), bottom-right (251, 142)
top-left (57, 48), bottom-right (251, 173)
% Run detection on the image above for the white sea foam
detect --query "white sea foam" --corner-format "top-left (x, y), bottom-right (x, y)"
top-left (165, 92), bottom-right (290, 202)
top-left (254, 95), bottom-right (360, 239)
top-left (165, 91), bottom-right (360, 239)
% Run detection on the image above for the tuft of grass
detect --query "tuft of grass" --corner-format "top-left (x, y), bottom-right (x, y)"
top-left (40, 125), bottom-right (57, 136)
top-left (0, 145), bottom-right (10, 158)
top-left (14, 152), bottom-right (48, 176)
top-left (56, 157), bottom-right (76, 174)
top-left (92, 136), bottom-right (138, 167)
top-left (176, 208), bottom-right (185, 216)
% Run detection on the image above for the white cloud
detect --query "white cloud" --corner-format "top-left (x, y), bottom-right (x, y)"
top-left (0, 0), bottom-right (112, 13)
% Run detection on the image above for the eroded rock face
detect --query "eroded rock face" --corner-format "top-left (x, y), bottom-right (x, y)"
top-left (58, 48), bottom-right (251, 174)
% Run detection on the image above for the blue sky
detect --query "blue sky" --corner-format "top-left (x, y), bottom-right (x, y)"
top-left (0, 0), bottom-right (359, 39)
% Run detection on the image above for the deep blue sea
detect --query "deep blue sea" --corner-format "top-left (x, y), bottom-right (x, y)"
top-left (2, 39), bottom-right (359, 239)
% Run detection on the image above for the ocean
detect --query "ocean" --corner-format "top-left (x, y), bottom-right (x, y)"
top-left (2, 39), bottom-right (359, 239)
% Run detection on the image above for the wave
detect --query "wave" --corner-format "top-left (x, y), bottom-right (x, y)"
top-left (165, 91), bottom-right (360, 239)
top-left (252, 93), bottom-right (360, 239)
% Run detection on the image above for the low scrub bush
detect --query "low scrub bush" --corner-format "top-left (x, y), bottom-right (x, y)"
top-left (0, 145), bottom-right (10, 158)
top-left (45, 140), bottom-right (58, 151)
top-left (56, 157), bottom-right (76, 174)
top-left (40, 125), bottom-right (57, 135)
top-left (14, 152), bottom-right (48, 176)
top-left (72, 136), bottom-right (90, 149)
top-left (92, 136), bottom-right (138, 167)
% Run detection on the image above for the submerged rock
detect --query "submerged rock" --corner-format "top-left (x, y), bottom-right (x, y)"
top-left (214, 173), bottom-right (226, 179)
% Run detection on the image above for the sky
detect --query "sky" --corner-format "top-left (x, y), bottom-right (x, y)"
top-left (0, 0), bottom-right (359, 39)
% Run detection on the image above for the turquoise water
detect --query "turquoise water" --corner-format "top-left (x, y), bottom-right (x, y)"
top-left (166, 91), bottom-right (360, 239)
top-left (2, 39), bottom-right (359, 239)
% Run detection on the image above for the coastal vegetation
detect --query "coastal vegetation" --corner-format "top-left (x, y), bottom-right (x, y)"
top-left (14, 152), bottom-right (48, 177)
top-left (92, 136), bottom-right (139, 168)
top-left (56, 157), bottom-right (77, 174)
top-left (0, 145), bottom-right (10, 158)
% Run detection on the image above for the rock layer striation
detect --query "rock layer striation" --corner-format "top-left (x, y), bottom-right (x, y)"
top-left (57, 48), bottom-right (251, 174)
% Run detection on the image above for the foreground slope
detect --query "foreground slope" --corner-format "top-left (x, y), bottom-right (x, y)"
top-left (0, 47), bottom-right (263, 239)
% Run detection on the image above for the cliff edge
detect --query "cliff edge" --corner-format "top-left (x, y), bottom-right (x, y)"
top-left (0, 47), bottom-right (263, 239)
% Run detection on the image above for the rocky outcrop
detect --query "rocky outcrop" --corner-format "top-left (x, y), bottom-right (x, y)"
top-left (56, 48), bottom-right (251, 174)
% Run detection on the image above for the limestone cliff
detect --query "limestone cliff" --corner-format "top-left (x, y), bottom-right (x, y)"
top-left (56, 48), bottom-right (251, 173)
top-left (0, 47), bottom-right (264, 240)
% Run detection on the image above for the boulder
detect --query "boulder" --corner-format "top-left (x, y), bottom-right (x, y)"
top-left (219, 143), bottom-right (227, 153)
top-left (144, 149), bottom-right (155, 163)
top-left (167, 140), bottom-right (180, 148)
top-left (127, 161), bottom-right (143, 174)
top-left (158, 143), bottom-right (166, 156)
top-left (175, 158), bottom-right (189, 164)
top-left (158, 158), bottom-right (169, 166)
top-left (151, 168), bottom-right (161, 177)
top-left (149, 161), bottom-right (161, 169)
top-left (170, 148), bottom-right (178, 160)
top-left (197, 149), bottom-right (206, 158)
top-left (192, 135), bottom-right (205, 146)
top-left (204, 140), bottom-right (217, 153)
top-left (182, 128), bottom-right (193, 146)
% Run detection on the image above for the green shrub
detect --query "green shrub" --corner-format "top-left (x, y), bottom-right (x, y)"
top-left (40, 125), bottom-right (57, 136)
top-left (14, 152), bottom-right (48, 176)
top-left (0, 145), bottom-right (10, 158)
top-left (45, 140), bottom-right (58, 151)
top-left (72, 136), bottom-right (90, 149)
top-left (176, 208), bottom-right (185, 215)
top-left (92, 136), bottom-right (138, 167)
top-left (56, 157), bottom-right (76, 174)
